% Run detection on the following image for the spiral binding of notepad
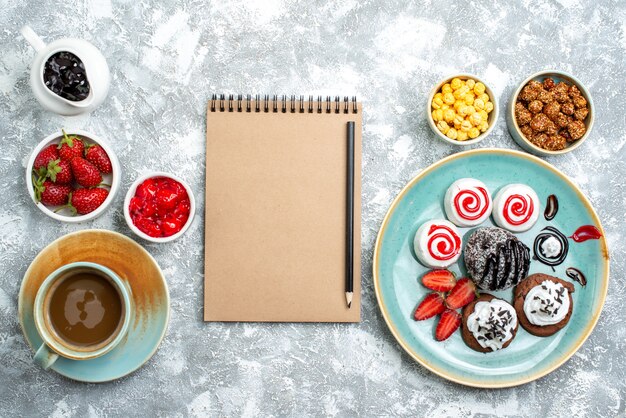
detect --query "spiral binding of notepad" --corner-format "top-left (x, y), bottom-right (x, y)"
top-left (209, 94), bottom-right (359, 114)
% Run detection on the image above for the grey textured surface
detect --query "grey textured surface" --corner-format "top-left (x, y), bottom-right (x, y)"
top-left (1, 0), bottom-right (625, 416)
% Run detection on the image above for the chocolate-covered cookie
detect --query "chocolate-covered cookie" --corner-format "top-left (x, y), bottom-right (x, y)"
top-left (464, 227), bottom-right (530, 291)
top-left (514, 273), bottom-right (574, 337)
top-left (462, 294), bottom-right (518, 353)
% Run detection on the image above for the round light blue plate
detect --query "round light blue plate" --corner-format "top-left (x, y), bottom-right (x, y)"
top-left (373, 149), bottom-right (609, 388)
top-left (19, 230), bottom-right (170, 383)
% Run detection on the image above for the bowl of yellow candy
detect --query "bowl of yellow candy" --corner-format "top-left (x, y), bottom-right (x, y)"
top-left (427, 74), bottom-right (498, 146)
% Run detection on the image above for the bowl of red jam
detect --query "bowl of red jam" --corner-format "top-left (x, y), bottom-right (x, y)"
top-left (124, 172), bottom-right (195, 242)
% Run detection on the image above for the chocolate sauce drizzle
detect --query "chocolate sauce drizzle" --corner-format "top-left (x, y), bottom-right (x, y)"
top-left (533, 226), bottom-right (569, 269)
top-left (481, 238), bottom-right (531, 290)
top-left (566, 267), bottom-right (587, 286)
top-left (544, 195), bottom-right (559, 221)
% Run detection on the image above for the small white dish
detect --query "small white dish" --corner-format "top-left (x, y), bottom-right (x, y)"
top-left (123, 172), bottom-right (196, 243)
top-left (426, 73), bottom-right (499, 146)
top-left (25, 129), bottom-right (120, 223)
top-left (506, 70), bottom-right (594, 157)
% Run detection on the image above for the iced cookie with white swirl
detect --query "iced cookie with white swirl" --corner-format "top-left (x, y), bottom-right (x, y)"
top-left (462, 294), bottom-right (518, 353)
top-left (444, 178), bottom-right (492, 227)
top-left (513, 273), bottom-right (575, 337)
top-left (413, 219), bottom-right (462, 268)
top-left (492, 184), bottom-right (540, 232)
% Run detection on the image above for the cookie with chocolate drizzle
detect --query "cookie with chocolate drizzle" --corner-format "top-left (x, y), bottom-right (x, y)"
top-left (464, 227), bottom-right (531, 291)
top-left (514, 273), bottom-right (575, 337)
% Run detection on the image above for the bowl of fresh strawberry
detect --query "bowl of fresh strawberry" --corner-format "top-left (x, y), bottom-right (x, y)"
top-left (26, 129), bottom-right (120, 222)
top-left (124, 172), bottom-right (195, 243)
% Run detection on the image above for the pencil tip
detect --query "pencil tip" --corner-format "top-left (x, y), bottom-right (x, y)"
top-left (345, 292), bottom-right (353, 308)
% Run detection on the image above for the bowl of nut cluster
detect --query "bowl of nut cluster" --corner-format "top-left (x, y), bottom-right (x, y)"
top-left (427, 74), bottom-right (498, 146)
top-left (507, 70), bottom-right (594, 156)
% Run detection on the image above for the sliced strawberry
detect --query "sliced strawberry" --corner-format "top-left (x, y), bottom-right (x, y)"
top-left (435, 309), bottom-right (461, 341)
top-left (445, 278), bottom-right (477, 309)
top-left (413, 292), bottom-right (445, 321)
top-left (421, 269), bottom-right (457, 292)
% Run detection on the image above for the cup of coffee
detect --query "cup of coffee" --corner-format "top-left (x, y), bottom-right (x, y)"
top-left (33, 261), bottom-right (132, 369)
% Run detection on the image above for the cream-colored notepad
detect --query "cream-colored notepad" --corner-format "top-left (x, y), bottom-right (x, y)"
top-left (204, 95), bottom-right (362, 322)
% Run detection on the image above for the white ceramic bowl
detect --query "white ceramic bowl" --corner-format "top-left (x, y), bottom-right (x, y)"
top-left (506, 70), bottom-right (594, 157)
top-left (123, 172), bottom-right (196, 243)
top-left (25, 129), bottom-right (120, 223)
top-left (427, 73), bottom-right (499, 146)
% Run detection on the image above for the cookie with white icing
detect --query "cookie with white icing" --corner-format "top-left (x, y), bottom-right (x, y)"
top-left (444, 178), bottom-right (492, 227)
top-left (413, 219), bottom-right (462, 268)
top-left (492, 184), bottom-right (540, 232)
top-left (462, 294), bottom-right (519, 353)
top-left (514, 273), bottom-right (574, 337)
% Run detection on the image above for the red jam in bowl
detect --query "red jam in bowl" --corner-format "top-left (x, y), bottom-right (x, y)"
top-left (129, 177), bottom-right (191, 238)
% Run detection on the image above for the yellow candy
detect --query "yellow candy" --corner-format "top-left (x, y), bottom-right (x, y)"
top-left (464, 94), bottom-right (475, 105)
top-left (474, 82), bottom-right (486, 95)
top-left (441, 104), bottom-right (450, 110)
top-left (465, 79), bottom-right (476, 89)
top-left (479, 121), bottom-right (489, 132)
top-left (446, 128), bottom-right (458, 140)
top-left (478, 93), bottom-right (490, 103)
top-left (432, 109), bottom-right (443, 122)
top-left (457, 131), bottom-right (468, 141)
top-left (485, 101), bottom-right (494, 113)
top-left (434, 92), bottom-right (443, 101)
top-left (443, 108), bottom-right (456, 123)
top-left (450, 78), bottom-right (463, 90)
top-left (437, 120), bottom-right (450, 134)
top-left (443, 92), bottom-right (455, 105)
top-left (473, 98), bottom-right (485, 111)
top-left (479, 110), bottom-right (489, 121)
top-left (469, 112), bottom-right (482, 126)
top-left (453, 85), bottom-right (470, 99)
top-left (431, 97), bottom-right (444, 109)
top-left (460, 120), bottom-right (472, 132)
top-left (468, 127), bottom-right (480, 139)
top-left (453, 114), bottom-right (465, 126)
top-left (441, 83), bottom-right (452, 94)
top-left (468, 112), bottom-right (483, 126)
top-left (465, 105), bottom-right (476, 115)
top-left (457, 104), bottom-right (469, 116)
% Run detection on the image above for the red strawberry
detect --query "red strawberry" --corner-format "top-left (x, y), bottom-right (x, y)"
top-left (45, 159), bottom-right (73, 184)
top-left (33, 144), bottom-right (60, 174)
top-left (85, 144), bottom-right (112, 174)
top-left (421, 269), bottom-right (457, 292)
top-left (445, 278), bottom-right (477, 309)
top-left (136, 178), bottom-right (158, 199)
top-left (34, 179), bottom-right (72, 206)
top-left (69, 188), bottom-right (109, 215)
top-left (134, 216), bottom-right (162, 237)
top-left (162, 214), bottom-right (184, 236)
top-left (413, 292), bottom-right (446, 321)
top-left (71, 158), bottom-right (102, 187)
top-left (435, 309), bottom-right (461, 341)
top-left (58, 130), bottom-right (85, 161)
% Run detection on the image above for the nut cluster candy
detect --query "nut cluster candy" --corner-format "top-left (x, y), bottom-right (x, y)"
top-left (515, 78), bottom-right (589, 151)
top-left (432, 78), bottom-right (493, 141)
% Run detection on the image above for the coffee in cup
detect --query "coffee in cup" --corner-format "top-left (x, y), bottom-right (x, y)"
top-left (33, 262), bottom-right (132, 369)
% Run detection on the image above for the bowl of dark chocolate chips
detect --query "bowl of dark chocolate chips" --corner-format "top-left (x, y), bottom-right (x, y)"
top-left (21, 25), bottom-right (110, 116)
